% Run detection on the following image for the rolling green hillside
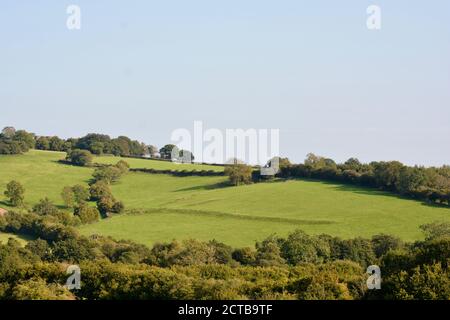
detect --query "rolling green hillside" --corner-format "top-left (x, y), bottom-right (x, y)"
top-left (0, 150), bottom-right (93, 207)
top-left (0, 150), bottom-right (221, 208)
top-left (1, 150), bottom-right (449, 247)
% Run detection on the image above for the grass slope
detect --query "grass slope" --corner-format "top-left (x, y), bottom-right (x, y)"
top-left (0, 232), bottom-right (32, 246)
top-left (0, 150), bottom-right (221, 209)
top-left (0, 150), bottom-right (93, 209)
top-left (1, 150), bottom-right (449, 247)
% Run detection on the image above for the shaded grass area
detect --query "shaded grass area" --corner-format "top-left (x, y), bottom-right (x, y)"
top-left (127, 207), bottom-right (335, 225)
top-left (0, 232), bottom-right (33, 246)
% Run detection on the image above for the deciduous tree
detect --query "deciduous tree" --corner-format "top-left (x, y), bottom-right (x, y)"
top-left (4, 180), bottom-right (25, 207)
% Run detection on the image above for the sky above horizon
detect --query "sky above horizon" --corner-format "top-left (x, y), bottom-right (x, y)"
top-left (1, 1), bottom-right (449, 166)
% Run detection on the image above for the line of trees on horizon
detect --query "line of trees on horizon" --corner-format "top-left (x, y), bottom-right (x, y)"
top-left (272, 154), bottom-right (450, 206)
top-left (2, 126), bottom-right (450, 205)
top-left (0, 126), bottom-right (193, 162)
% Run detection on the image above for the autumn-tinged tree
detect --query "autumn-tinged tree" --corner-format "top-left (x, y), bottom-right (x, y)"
top-left (60, 185), bottom-right (89, 208)
top-left (224, 163), bottom-right (253, 186)
top-left (115, 160), bottom-right (130, 174)
top-left (89, 181), bottom-right (112, 201)
top-left (71, 185), bottom-right (90, 205)
top-left (74, 204), bottom-right (100, 224)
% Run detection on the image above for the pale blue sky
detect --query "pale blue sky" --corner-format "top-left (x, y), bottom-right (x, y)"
top-left (1, 1), bottom-right (449, 166)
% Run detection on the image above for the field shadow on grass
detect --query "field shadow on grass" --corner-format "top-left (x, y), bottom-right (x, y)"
top-left (128, 207), bottom-right (336, 226)
top-left (307, 179), bottom-right (450, 210)
top-left (174, 178), bottom-right (289, 193)
top-left (52, 160), bottom-right (102, 169)
top-left (174, 181), bottom-right (231, 192)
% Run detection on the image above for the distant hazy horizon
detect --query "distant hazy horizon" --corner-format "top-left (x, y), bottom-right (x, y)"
top-left (1, 1), bottom-right (449, 167)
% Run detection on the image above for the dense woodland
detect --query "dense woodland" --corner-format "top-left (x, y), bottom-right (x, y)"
top-left (0, 127), bottom-right (150, 157)
top-left (1, 126), bottom-right (449, 300)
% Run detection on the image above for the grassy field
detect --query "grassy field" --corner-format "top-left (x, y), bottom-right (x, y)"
top-left (1, 150), bottom-right (450, 247)
top-left (0, 150), bottom-right (93, 209)
top-left (0, 150), bottom-right (221, 209)
top-left (0, 232), bottom-right (32, 246)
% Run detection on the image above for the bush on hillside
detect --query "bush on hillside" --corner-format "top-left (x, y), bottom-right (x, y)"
top-left (66, 149), bottom-right (93, 167)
